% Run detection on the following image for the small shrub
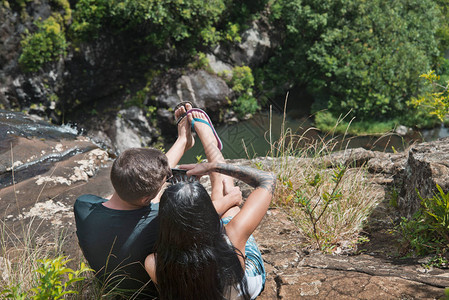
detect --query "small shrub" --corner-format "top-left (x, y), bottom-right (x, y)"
top-left (32, 256), bottom-right (92, 299)
top-left (423, 255), bottom-right (449, 269)
top-left (188, 52), bottom-right (211, 70)
top-left (398, 184), bottom-right (449, 255)
top-left (70, 0), bottom-right (107, 40)
top-left (1, 255), bottom-right (92, 299)
top-left (411, 70), bottom-right (449, 122)
top-left (280, 164), bottom-right (347, 250)
top-left (52, 0), bottom-right (72, 24)
top-left (233, 94), bottom-right (259, 118)
top-left (224, 22), bottom-right (241, 43)
top-left (19, 15), bottom-right (68, 72)
top-left (228, 66), bottom-right (259, 117)
top-left (200, 26), bottom-right (221, 46)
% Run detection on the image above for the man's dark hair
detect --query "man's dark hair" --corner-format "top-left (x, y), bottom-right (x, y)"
top-left (110, 148), bottom-right (171, 202)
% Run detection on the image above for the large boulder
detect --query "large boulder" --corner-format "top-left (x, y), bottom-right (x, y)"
top-left (112, 106), bottom-right (158, 153)
top-left (398, 137), bottom-right (449, 217)
top-left (155, 69), bottom-right (232, 120)
top-left (213, 17), bottom-right (280, 68)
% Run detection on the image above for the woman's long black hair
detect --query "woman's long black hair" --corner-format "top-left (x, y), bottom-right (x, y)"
top-left (155, 181), bottom-right (250, 300)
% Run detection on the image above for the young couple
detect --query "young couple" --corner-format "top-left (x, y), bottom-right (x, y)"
top-left (74, 102), bottom-right (275, 299)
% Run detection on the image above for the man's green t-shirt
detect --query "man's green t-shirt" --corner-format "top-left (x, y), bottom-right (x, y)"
top-left (74, 194), bottom-right (159, 298)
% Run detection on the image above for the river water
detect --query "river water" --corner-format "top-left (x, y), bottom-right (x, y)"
top-left (179, 110), bottom-right (449, 164)
top-left (2, 109), bottom-right (448, 166)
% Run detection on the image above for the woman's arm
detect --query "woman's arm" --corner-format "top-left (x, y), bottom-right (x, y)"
top-left (212, 185), bottom-right (243, 216)
top-left (184, 162), bottom-right (276, 251)
top-left (144, 254), bottom-right (157, 284)
top-left (165, 106), bottom-right (193, 168)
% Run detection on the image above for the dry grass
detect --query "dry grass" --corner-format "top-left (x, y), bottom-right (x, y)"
top-left (0, 218), bottom-right (61, 295)
top-left (0, 217), bottom-right (125, 299)
top-left (253, 104), bottom-right (382, 252)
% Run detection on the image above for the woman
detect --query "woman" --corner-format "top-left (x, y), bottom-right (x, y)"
top-left (144, 161), bottom-right (275, 299)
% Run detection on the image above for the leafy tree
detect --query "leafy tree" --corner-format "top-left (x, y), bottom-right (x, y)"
top-left (71, 0), bottom-right (233, 48)
top-left (262, 0), bottom-right (441, 121)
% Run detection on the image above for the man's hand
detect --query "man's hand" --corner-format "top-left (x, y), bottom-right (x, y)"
top-left (180, 162), bottom-right (216, 177)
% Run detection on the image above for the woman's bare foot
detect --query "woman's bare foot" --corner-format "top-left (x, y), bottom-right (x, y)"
top-left (188, 110), bottom-right (218, 150)
top-left (188, 110), bottom-right (234, 196)
top-left (175, 103), bottom-right (195, 151)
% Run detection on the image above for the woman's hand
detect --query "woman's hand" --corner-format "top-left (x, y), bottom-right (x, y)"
top-left (223, 185), bottom-right (243, 207)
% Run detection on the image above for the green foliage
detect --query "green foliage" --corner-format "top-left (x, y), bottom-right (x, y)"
top-left (228, 66), bottom-right (259, 117)
top-left (233, 94), bottom-right (259, 118)
top-left (11, 0), bottom-right (32, 9)
top-left (70, 0), bottom-right (108, 40)
top-left (188, 52), bottom-right (210, 70)
top-left (388, 186), bottom-right (399, 208)
top-left (434, 0), bottom-right (449, 54)
top-left (263, 0), bottom-right (440, 121)
top-left (200, 25), bottom-right (221, 46)
top-left (19, 15), bottom-right (68, 72)
top-left (410, 70), bottom-right (449, 122)
top-left (224, 22), bottom-right (242, 43)
top-left (281, 164), bottom-right (347, 250)
top-left (230, 66), bottom-right (254, 94)
top-left (445, 287), bottom-right (449, 300)
top-left (1, 256), bottom-right (92, 299)
top-left (70, 0), bottom-right (234, 47)
top-left (124, 87), bottom-right (149, 109)
top-left (398, 184), bottom-right (449, 255)
top-left (314, 111), bottom-right (396, 136)
top-left (423, 254), bottom-right (449, 269)
top-left (52, 0), bottom-right (72, 24)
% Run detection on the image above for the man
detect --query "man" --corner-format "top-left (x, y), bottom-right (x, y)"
top-left (74, 104), bottom-right (194, 298)
top-left (75, 103), bottom-right (241, 298)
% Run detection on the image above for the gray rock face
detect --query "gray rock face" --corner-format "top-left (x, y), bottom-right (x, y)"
top-left (112, 106), bottom-right (156, 153)
top-left (214, 17), bottom-right (279, 68)
top-left (398, 137), bottom-right (449, 217)
top-left (0, 2), bottom-right (65, 121)
top-left (206, 54), bottom-right (233, 76)
top-left (156, 70), bottom-right (231, 116)
top-left (230, 21), bottom-right (272, 66)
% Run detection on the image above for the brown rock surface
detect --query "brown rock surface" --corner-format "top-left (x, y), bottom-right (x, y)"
top-left (254, 208), bottom-right (447, 299)
top-left (1, 127), bottom-right (449, 298)
top-left (0, 134), bottom-right (112, 265)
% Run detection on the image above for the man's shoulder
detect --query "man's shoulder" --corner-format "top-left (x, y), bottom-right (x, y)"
top-left (76, 194), bottom-right (106, 204)
top-left (74, 194), bottom-right (106, 215)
